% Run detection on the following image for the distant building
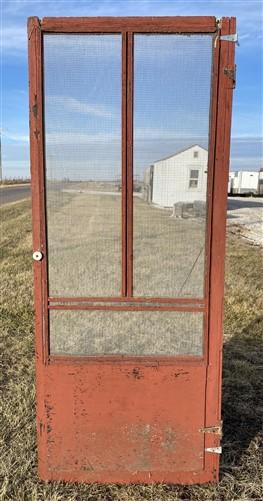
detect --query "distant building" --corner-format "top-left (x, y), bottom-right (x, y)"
top-left (258, 168), bottom-right (263, 196)
top-left (228, 172), bottom-right (236, 194)
top-left (143, 144), bottom-right (208, 208)
top-left (230, 171), bottom-right (259, 195)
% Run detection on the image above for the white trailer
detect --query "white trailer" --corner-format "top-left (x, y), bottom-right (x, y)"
top-left (228, 172), bottom-right (235, 194)
top-left (258, 168), bottom-right (263, 196)
top-left (231, 171), bottom-right (259, 195)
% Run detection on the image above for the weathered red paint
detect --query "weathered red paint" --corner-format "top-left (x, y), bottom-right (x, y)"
top-left (41, 364), bottom-right (206, 483)
top-left (28, 16), bottom-right (236, 484)
top-left (205, 17), bottom-right (237, 477)
top-left (40, 16), bottom-right (218, 33)
top-left (48, 296), bottom-right (206, 303)
top-left (48, 304), bottom-right (206, 312)
top-left (121, 32), bottom-right (128, 297)
top-left (126, 32), bottom-right (134, 297)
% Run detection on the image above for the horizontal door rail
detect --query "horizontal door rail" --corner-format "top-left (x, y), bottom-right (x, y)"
top-left (48, 304), bottom-right (206, 312)
top-left (48, 296), bottom-right (206, 304)
top-left (41, 16), bottom-right (218, 33)
top-left (49, 354), bottom-right (205, 365)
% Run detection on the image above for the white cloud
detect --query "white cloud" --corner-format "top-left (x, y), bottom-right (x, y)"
top-left (231, 136), bottom-right (263, 141)
top-left (46, 131), bottom-right (119, 144)
top-left (1, 26), bottom-right (27, 55)
top-left (46, 96), bottom-right (116, 119)
top-left (230, 156), bottom-right (263, 170)
top-left (134, 128), bottom-right (208, 141)
top-left (3, 132), bottom-right (29, 143)
top-left (45, 128), bottom-right (210, 145)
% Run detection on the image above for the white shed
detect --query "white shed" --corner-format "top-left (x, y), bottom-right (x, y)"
top-left (146, 144), bottom-right (208, 208)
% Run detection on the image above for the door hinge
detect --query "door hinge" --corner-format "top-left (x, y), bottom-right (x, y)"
top-left (220, 33), bottom-right (239, 45)
top-left (199, 424), bottom-right (222, 436)
top-left (205, 447), bottom-right (222, 454)
top-left (224, 66), bottom-right (237, 89)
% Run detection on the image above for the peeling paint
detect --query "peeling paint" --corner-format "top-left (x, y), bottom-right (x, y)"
top-left (127, 367), bottom-right (144, 379)
top-left (32, 96), bottom-right (38, 118)
top-left (161, 428), bottom-right (177, 452)
top-left (39, 420), bottom-right (45, 437)
top-left (174, 371), bottom-right (189, 378)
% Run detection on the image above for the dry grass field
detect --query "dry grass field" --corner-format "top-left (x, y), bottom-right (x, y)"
top-left (0, 199), bottom-right (262, 500)
top-left (46, 183), bottom-right (205, 299)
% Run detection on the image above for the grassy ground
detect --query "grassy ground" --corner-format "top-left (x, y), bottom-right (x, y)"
top-left (46, 184), bottom-right (205, 298)
top-left (0, 178), bottom-right (31, 186)
top-left (0, 199), bottom-right (262, 500)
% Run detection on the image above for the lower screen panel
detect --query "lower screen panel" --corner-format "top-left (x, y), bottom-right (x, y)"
top-left (49, 310), bottom-right (204, 356)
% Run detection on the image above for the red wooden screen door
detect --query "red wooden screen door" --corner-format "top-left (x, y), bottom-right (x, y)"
top-left (28, 16), bottom-right (235, 484)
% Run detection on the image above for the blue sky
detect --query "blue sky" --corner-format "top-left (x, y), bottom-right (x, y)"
top-left (43, 33), bottom-right (213, 181)
top-left (1, 0), bottom-right (263, 178)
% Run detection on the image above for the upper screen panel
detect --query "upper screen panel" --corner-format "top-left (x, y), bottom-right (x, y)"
top-left (133, 34), bottom-right (213, 298)
top-left (43, 35), bottom-right (122, 297)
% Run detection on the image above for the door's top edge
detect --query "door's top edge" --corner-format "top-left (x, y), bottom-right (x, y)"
top-left (39, 15), bottom-right (218, 20)
top-left (27, 16), bottom-right (227, 34)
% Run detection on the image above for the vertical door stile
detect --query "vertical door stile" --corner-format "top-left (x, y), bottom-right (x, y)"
top-left (28, 16), bottom-right (49, 479)
top-left (28, 17), bottom-right (49, 364)
top-left (122, 32), bottom-right (128, 297)
top-left (127, 32), bottom-right (134, 297)
top-left (204, 31), bottom-right (221, 307)
top-left (205, 17), bottom-right (236, 480)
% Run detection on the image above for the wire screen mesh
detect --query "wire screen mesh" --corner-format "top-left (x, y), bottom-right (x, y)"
top-left (133, 35), bottom-right (213, 298)
top-left (43, 35), bottom-right (122, 297)
top-left (50, 310), bottom-right (204, 356)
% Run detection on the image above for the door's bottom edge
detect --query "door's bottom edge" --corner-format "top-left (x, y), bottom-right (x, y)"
top-left (38, 467), bottom-right (218, 485)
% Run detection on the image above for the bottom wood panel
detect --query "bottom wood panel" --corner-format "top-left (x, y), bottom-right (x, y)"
top-left (35, 362), bottom-right (219, 483)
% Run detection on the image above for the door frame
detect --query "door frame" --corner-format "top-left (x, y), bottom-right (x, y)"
top-left (28, 16), bottom-right (236, 483)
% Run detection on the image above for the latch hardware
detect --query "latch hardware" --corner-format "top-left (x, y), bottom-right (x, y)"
top-left (205, 447), bottom-right (222, 454)
top-left (33, 250), bottom-right (43, 261)
top-left (220, 33), bottom-right (239, 45)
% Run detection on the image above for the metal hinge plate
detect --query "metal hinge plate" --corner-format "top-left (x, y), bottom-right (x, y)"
top-left (220, 33), bottom-right (239, 45)
top-left (205, 447), bottom-right (222, 454)
top-left (199, 424), bottom-right (222, 436)
top-left (224, 66), bottom-right (237, 89)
